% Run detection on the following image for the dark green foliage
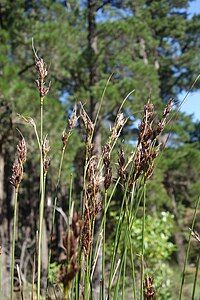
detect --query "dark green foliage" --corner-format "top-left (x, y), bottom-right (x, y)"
top-left (1, 0), bottom-right (200, 298)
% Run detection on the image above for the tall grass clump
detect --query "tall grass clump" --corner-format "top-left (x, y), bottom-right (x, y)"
top-left (33, 48), bottom-right (51, 299)
top-left (8, 49), bottom-right (199, 300)
top-left (10, 134), bottom-right (27, 300)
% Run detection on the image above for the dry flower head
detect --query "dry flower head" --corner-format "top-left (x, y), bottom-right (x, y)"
top-left (133, 99), bottom-right (173, 181)
top-left (10, 136), bottom-right (27, 188)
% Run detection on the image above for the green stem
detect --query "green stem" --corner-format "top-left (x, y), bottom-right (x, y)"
top-left (108, 200), bottom-right (126, 296)
top-left (64, 281), bottom-right (71, 300)
top-left (10, 185), bottom-right (19, 300)
top-left (84, 255), bottom-right (90, 300)
top-left (179, 195), bottom-right (200, 300)
top-left (128, 233), bottom-right (137, 300)
top-left (113, 250), bottom-right (125, 300)
top-left (122, 247), bottom-right (127, 300)
top-left (33, 123), bottom-right (41, 151)
top-left (37, 99), bottom-right (44, 300)
top-left (47, 147), bottom-right (65, 276)
top-left (54, 146), bottom-right (65, 216)
top-left (0, 245), bottom-right (2, 298)
top-left (140, 184), bottom-right (146, 300)
top-left (191, 251), bottom-right (200, 300)
top-left (102, 191), bottom-right (107, 300)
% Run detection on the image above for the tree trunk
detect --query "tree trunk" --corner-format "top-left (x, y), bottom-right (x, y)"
top-left (87, 0), bottom-right (100, 128)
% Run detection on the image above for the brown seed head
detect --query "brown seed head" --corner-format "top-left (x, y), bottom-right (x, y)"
top-left (35, 56), bottom-right (50, 97)
top-left (118, 148), bottom-right (127, 182)
top-left (80, 105), bottom-right (94, 137)
top-left (42, 136), bottom-right (50, 156)
top-left (44, 156), bottom-right (51, 173)
top-left (144, 276), bottom-right (155, 299)
top-left (62, 105), bottom-right (78, 148)
top-left (82, 207), bottom-right (92, 255)
top-left (60, 212), bottom-right (82, 287)
top-left (163, 98), bottom-right (173, 118)
top-left (111, 112), bottom-right (126, 141)
top-left (102, 144), bottom-right (111, 167)
top-left (35, 57), bottom-right (48, 81)
top-left (104, 167), bottom-right (112, 190)
top-left (102, 144), bottom-right (112, 189)
top-left (10, 159), bottom-right (23, 188)
top-left (17, 137), bottom-right (27, 164)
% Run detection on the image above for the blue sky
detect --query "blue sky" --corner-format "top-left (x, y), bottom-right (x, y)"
top-left (180, 1), bottom-right (200, 121)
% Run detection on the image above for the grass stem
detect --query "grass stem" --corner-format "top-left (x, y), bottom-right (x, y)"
top-left (37, 98), bottom-right (44, 300)
top-left (140, 183), bottom-right (146, 300)
top-left (178, 195), bottom-right (200, 300)
top-left (191, 251), bottom-right (200, 300)
top-left (10, 185), bottom-right (19, 300)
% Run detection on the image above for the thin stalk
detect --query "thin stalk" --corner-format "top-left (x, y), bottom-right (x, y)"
top-left (126, 183), bottom-right (137, 300)
top-left (33, 123), bottom-right (41, 151)
top-left (102, 191), bottom-right (107, 300)
top-left (179, 195), bottom-right (200, 300)
top-left (47, 146), bottom-right (66, 290)
top-left (108, 182), bottom-right (133, 295)
top-left (31, 252), bottom-right (36, 300)
top-left (0, 245), bottom-right (2, 298)
top-left (37, 98), bottom-right (44, 300)
top-left (122, 247), bottom-right (127, 300)
top-left (140, 184), bottom-right (146, 300)
top-left (40, 99), bottom-right (43, 155)
top-left (84, 255), bottom-right (90, 300)
top-left (94, 74), bottom-right (113, 129)
top-left (128, 233), bottom-right (137, 300)
top-left (75, 245), bottom-right (83, 300)
top-left (113, 251), bottom-right (125, 300)
top-left (64, 280), bottom-right (70, 300)
top-left (88, 217), bottom-right (96, 299)
top-left (108, 162), bottom-right (137, 295)
top-left (92, 179), bottom-right (120, 277)
top-left (83, 216), bottom-right (94, 299)
top-left (17, 264), bottom-right (24, 300)
top-left (191, 251), bottom-right (200, 300)
top-left (52, 146), bottom-right (65, 224)
top-left (75, 270), bottom-right (79, 300)
top-left (93, 151), bottom-right (137, 270)
top-left (69, 173), bottom-right (73, 225)
top-left (10, 185), bottom-right (19, 300)
top-left (109, 259), bottom-right (121, 293)
top-left (107, 202), bottom-right (126, 296)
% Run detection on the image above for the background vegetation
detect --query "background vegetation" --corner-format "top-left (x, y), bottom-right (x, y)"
top-left (0, 0), bottom-right (200, 299)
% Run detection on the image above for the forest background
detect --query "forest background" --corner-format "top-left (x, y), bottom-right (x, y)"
top-left (0, 0), bottom-right (200, 299)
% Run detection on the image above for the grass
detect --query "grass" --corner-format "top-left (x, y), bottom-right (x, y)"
top-left (4, 53), bottom-right (200, 300)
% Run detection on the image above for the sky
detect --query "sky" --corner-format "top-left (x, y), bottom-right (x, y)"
top-left (180, 0), bottom-right (200, 121)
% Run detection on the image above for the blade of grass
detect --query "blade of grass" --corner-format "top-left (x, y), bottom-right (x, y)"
top-left (10, 185), bottom-right (19, 300)
top-left (102, 191), bottom-right (108, 300)
top-left (122, 247), bottom-right (127, 300)
top-left (191, 251), bottom-right (200, 300)
top-left (16, 264), bottom-right (24, 300)
top-left (37, 97), bottom-right (45, 300)
top-left (178, 195), bottom-right (200, 300)
top-left (140, 183), bottom-right (146, 300)
top-left (0, 245), bottom-right (2, 298)
top-left (113, 250), bottom-right (125, 300)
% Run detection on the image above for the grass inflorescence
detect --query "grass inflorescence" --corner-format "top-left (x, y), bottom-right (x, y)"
top-left (6, 51), bottom-right (200, 300)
